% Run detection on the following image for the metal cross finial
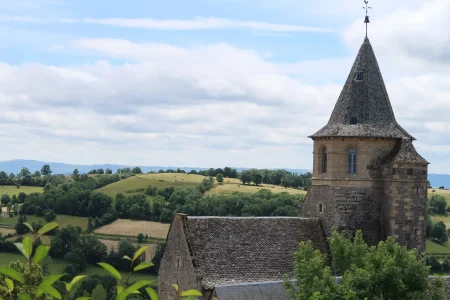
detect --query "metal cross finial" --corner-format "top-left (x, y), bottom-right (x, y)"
top-left (362, 0), bottom-right (372, 36)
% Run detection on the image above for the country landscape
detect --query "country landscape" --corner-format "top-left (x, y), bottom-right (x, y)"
top-left (1, 0), bottom-right (449, 299)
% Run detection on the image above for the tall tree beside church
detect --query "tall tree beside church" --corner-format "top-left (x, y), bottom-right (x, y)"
top-left (41, 164), bottom-right (52, 176)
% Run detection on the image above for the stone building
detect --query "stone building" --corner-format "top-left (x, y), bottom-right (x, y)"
top-left (159, 215), bottom-right (327, 299)
top-left (158, 36), bottom-right (429, 299)
top-left (299, 36), bottom-right (428, 252)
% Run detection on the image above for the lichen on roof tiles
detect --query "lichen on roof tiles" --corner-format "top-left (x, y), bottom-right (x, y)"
top-left (310, 37), bottom-right (414, 140)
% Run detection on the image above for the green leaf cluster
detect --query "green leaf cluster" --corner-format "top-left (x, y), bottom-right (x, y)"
top-left (284, 229), bottom-right (446, 300)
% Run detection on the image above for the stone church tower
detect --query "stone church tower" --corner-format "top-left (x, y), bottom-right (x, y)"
top-left (299, 36), bottom-right (429, 252)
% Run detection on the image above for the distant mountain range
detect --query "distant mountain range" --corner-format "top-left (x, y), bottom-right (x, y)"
top-left (0, 159), bottom-right (448, 188)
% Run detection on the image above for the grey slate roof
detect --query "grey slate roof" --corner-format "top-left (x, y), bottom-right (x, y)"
top-left (310, 37), bottom-right (414, 140)
top-left (383, 138), bottom-right (429, 164)
top-left (214, 281), bottom-right (288, 300)
top-left (185, 216), bottom-right (327, 289)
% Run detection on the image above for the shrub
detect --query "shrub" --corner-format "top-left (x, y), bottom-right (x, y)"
top-left (44, 209), bottom-right (57, 222)
top-left (137, 233), bottom-right (144, 243)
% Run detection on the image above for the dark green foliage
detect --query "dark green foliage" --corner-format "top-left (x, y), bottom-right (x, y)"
top-left (216, 173), bottom-right (224, 184)
top-left (76, 235), bottom-right (108, 264)
top-left (430, 221), bottom-right (448, 244)
top-left (426, 256), bottom-right (442, 273)
top-left (106, 239), bottom-right (143, 272)
top-left (40, 164), bottom-right (52, 176)
top-left (442, 257), bottom-right (450, 272)
top-left (71, 274), bottom-right (117, 300)
top-left (44, 209), bottom-right (57, 222)
top-left (149, 243), bottom-right (166, 275)
top-left (15, 214), bottom-right (30, 235)
top-left (49, 225), bottom-right (80, 258)
top-left (240, 170), bottom-right (252, 185)
top-left (429, 195), bottom-right (447, 214)
top-left (0, 194), bottom-right (10, 205)
top-left (284, 230), bottom-right (444, 300)
top-left (137, 233), bottom-right (144, 243)
top-left (427, 218), bottom-right (434, 237)
top-left (64, 248), bottom-right (87, 272)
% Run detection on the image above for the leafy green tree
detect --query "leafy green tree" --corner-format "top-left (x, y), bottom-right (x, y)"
top-left (49, 226), bottom-right (80, 258)
top-left (429, 195), bottom-right (447, 214)
top-left (72, 169), bottom-right (80, 181)
top-left (76, 235), bottom-right (108, 265)
top-left (430, 221), bottom-right (448, 244)
top-left (64, 248), bottom-right (87, 272)
top-left (1, 194), bottom-right (10, 206)
top-left (137, 233), bottom-right (144, 243)
top-left (284, 229), bottom-right (445, 300)
top-left (44, 210), bottom-right (57, 222)
top-left (105, 168), bottom-right (113, 175)
top-left (40, 165), bottom-right (52, 176)
top-left (216, 173), bottom-right (224, 184)
top-left (132, 167), bottom-right (143, 174)
top-left (240, 170), bottom-right (252, 185)
top-left (91, 283), bottom-right (107, 300)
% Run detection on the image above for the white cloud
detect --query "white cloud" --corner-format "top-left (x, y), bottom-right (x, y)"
top-left (0, 15), bottom-right (332, 33)
top-left (1, 0), bottom-right (450, 173)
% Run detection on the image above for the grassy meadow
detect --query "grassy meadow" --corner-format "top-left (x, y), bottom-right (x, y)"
top-left (96, 173), bottom-right (307, 199)
top-left (0, 185), bottom-right (43, 196)
top-left (0, 215), bottom-right (89, 230)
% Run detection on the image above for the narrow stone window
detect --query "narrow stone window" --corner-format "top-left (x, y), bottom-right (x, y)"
top-left (322, 147), bottom-right (327, 173)
top-left (405, 233), bottom-right (410, 241)
top-left (347, 148), bottom-right (357, 174)
top-left (350, 117), bottom-right (358, 125)
top-left (319, 204), bottom-right (323, 213)
top-left (392, 168), bottom-right (397, 175)
top-left (415, 228), bottom-right (418, 236)
top-left (355, 71), bottom-right (364, 81)
top-left (422, 170), bottom-right (426, 175)
top-left (407, 168), bottom-right (413, 176)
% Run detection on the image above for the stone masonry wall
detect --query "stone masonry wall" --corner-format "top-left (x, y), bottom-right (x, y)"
top-left (300, 185), bottom-right (382, 246)
top-left (159, 215), bottom-right (203, 300)
top-left (312, 137), bottom-right (396, 184)
top-left (381, 162), bottom-right (428, 252)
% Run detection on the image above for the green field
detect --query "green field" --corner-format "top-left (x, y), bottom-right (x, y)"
top-left (0, 185), bottom-right (43, 196)
top-left (426, 239), bottom-right (450, 253)
top-left (97, 173), bottom-right (306, 199)
top-left (0, 252), bottom-right (157, 282)
top-left (0, 215), bottom-right (89, 230)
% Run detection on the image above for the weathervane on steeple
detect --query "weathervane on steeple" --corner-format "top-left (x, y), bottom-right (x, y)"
top-left (363, 0), bottom-right (372, 36)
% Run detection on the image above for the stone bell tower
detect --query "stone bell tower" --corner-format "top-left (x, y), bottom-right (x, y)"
top-left (299, 36), bottom-right (429, 252)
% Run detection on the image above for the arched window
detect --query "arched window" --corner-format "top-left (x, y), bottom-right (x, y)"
top-left (322, 147), bottom-right (327, 173)
top-left (347, 148), bottom-right (357, 174)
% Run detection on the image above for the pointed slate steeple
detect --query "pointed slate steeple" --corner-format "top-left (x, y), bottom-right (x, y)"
top-left (310, 37), bottom-right (414, 140)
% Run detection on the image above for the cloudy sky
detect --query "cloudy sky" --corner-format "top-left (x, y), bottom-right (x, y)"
top-left (0, 0), bottom-right (449, 173)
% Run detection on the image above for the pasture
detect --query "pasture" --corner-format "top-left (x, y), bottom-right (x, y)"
top-left (95, 219), bottom-right (170, 240)
top-left (0, 215), bottom-right (89, 230)
top-left (426, 239), bottom-right (450, 254)
top-left (96, 173), bottom-right (307, 199)
top-left (0, 185), bottom-right (43, 196)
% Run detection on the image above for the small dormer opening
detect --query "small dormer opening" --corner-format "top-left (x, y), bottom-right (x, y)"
top-left (355, 71), bottom-right (364, 81)
top-left (407, 168), bottom-right (413, 176)
top-left (350, 117), bottom-right (358, 125)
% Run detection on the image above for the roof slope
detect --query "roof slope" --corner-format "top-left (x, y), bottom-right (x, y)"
top-left (310, 37), bottom-right (414, 140)
top-left (214, 281), bottom-right (288, 300)
top-left (185, 216), bottom-right (327, 289)
top-left (383, 138), bottom-right (429, 164)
